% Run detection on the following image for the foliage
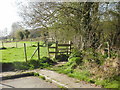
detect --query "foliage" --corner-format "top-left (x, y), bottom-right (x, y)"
top-left (55, 54), bottom-right (69, 62)
top-left (0, 47), bottom-right (7, 50)
top-left (48, 47), bottom-right (119, 88)
top-left (39, 75), bottom-right (46, 80)
top-left (16, 31), bottom-right (24, 40)
top-left (34, 72), bottom-right (39, 76)
top-left (40, 57), bottom-right (55, 64)
top-left (24, 30), bottom-right (30, 39)
top-left (48, 42), bottom-right (53, 47)
top-left (68, 57), bottom-right (83, 66)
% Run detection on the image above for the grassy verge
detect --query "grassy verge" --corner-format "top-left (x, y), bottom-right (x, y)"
top-left (48, 65), bottom-right (119, 88)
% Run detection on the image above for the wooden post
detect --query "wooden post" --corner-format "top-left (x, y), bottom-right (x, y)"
top-left (38, 42), bottom-right (40, 60)
top-left (2, 41), bottom-right (4, 47)
top-left (47, 42), bottom-right (50, 58)
top-left (66, 46), bottom-right (68, 55)
top-left (31, 39), bottom-right (32, 46)
top-left (24, 43), bottom-right (27, 62)
top-left (55, 41), bottom-right (58, 58)
top-left (69, 41), bottom-right (72, 54)
top-left (16, 42), bottom-right (17, 48)
top-left (107, 42), bottom-right (110, 58)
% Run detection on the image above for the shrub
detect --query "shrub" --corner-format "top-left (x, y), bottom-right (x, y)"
top-left (68, 57), bottom-right (82, 65)
top-left (31, 45), bottom-right (37, 47)
top-left (40, 57), bottom-right (55, 64)
top-left (48, 42), bottom-right (53, 47)
top-left (27, 60), bottom-right (40, 69)
top-left (34, 72), bottom-right (39, 76)
top-left (0, 47), bottom-right (7, 50)
top-left (69, 51), bottom-right (83, 58)
top-left (55, 54), bottom-right (69, 62)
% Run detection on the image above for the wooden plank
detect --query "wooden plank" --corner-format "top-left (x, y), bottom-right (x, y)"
top-left (30, 47), bottom-right (38, 59)
top-left (49, 47), bottom-right (56, 48)
top-left (49, 51), bottom-right (72, 53)
top-left (49, 52), bottom-right (57, 53)
top-left (58, 48), bottom-right (68, 50)
top-left (58, 44), bottom-right (71, 46)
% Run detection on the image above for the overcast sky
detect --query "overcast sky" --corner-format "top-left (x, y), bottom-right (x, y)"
top-left (0, 0), bottom-right (21, 37)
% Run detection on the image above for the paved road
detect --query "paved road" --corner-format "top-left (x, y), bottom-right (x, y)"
top-left (0, 76), bottom-right (58, 88)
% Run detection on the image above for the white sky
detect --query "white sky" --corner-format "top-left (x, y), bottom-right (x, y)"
top-left (0, 0), bottom-right (21, 36)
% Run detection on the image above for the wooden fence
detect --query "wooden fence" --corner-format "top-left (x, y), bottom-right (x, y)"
top-left (24, 41), bottom-right (73, 62)
top-left (48, 41), bottom-right (73, 58)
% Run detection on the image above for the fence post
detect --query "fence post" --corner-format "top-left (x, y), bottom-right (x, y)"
top-left (38, 42), bottom-right (40, 60)
top-left (107, 42), bottom-right (110, 58)
top-left (31, 39), bottom-right (32, 46)
top-left (47, 42), bottom-right (50, 58)
top-left (2, 41), bottom-right (4, 47)
top-left (16, 42), bottom-right (17, 48)
top-left (24, 43), bottom-right (27, 62)
top-left (55, 41), bottom-right (58, 58)
top-left (69, 41), bottom-right (72, 54)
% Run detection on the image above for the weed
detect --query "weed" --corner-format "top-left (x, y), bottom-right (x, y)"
top-left (57, 85), bottom-right (67, 89)
top-left (34, 72), bottom-right (39, 76)
top-left (39, 75), bottom-right (46, 80)
top-left (46, 79), bottom-right (52, 83)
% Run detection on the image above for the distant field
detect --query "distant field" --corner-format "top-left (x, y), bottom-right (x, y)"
top-left (0, 41), bottom-right (39, 48)
top-left (1, 41), bottom-right (48, 63)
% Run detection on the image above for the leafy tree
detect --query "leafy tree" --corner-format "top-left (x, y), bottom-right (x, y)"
top-left (24, 30), bottom-right (30, 39)
top-left (17, 31), bottom-right (24, 40)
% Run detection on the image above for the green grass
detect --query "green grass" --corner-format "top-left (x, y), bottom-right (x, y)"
top-left (1, 46), bottom-right (48, 63)
top-left (1, 41), bottom-right (56, 71)
top-left (49, 65), bottom-right (120, 88)
top-left (1, 41), bottom-right (48, 63)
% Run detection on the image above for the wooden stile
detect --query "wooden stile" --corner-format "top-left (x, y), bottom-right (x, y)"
top-left (48, 41), bottom-right (73, 57)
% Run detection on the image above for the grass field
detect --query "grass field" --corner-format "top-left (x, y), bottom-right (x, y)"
top-left (1, 41), bottom-right (48, 63)
top-left (0, 41), bottom-right (38, 48)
